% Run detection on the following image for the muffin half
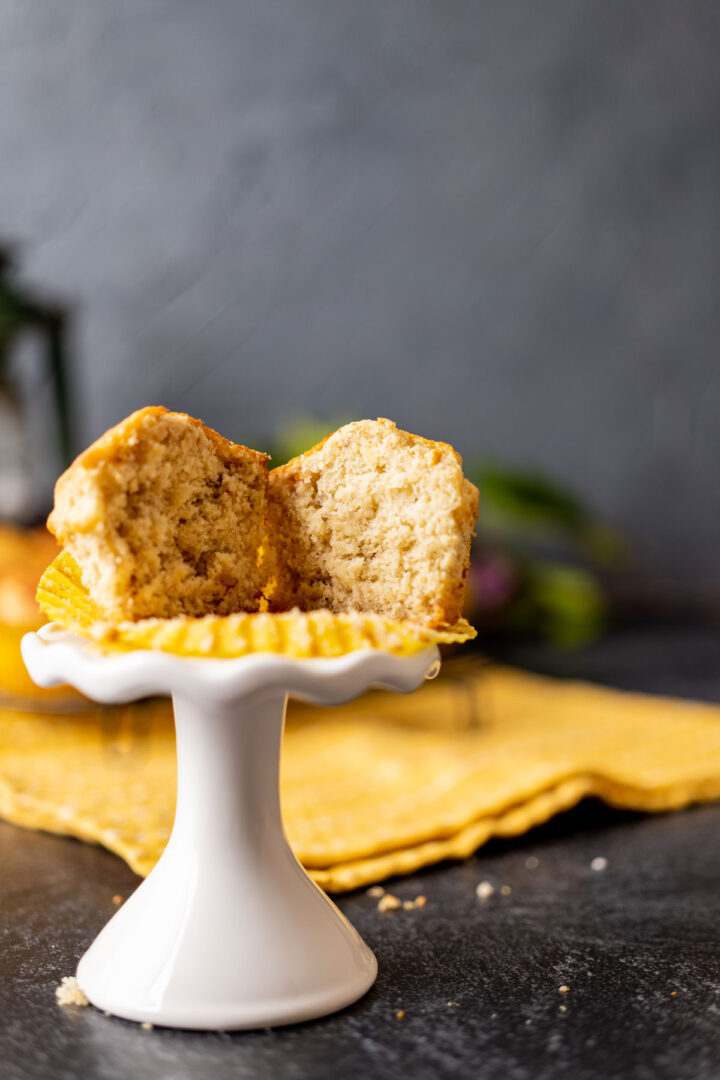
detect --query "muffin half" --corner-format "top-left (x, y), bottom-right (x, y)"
top-left (48, 407), bottom-right (268, 620)
top-left (266, 419), bottom-right (478, 628)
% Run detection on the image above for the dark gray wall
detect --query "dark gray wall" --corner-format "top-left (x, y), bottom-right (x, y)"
top-left (2, 1), bottom-right (720, 585)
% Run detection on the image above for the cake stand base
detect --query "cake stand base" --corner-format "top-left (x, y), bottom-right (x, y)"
top-left (22, 626), bottom-right (440, 1030)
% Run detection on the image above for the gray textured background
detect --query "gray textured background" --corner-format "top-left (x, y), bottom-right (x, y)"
top-left (2, 1), bottom-right (720, 586)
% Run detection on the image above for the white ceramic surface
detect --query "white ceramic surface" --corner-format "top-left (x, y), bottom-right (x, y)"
top-left (22, 625), bottom-right (440, 1030)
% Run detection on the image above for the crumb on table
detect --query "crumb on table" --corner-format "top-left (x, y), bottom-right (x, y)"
top-left (378, 893), bottom-right (402, 912)
top-left (56, 976), bottom-right (89, 1007)
top-left (476, 881), bottom-right (494, 900)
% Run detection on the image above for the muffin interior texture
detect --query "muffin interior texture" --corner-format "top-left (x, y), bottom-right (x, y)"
top-left (267, 419), bottom-right (478, 627)
top-left (49, 408), bottom-right (267, 620)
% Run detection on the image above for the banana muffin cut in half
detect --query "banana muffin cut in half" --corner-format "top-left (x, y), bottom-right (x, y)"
top-left (266, 419), bottom-right (478, 628)
top-left (48, 407), bottom-right (268, 620)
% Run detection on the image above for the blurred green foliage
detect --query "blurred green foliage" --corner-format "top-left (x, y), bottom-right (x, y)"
top-left (469, 461), bottom-right (627, 645)
top-left (473, 462), bottom-right (627, 568)
top-left (502, 561), bottom-right (607, 645)
top-left (476, 464), bottom-right (589, 533)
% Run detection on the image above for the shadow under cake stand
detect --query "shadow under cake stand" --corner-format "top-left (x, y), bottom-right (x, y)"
top-left (22, 624), bottom-right (441, 1030)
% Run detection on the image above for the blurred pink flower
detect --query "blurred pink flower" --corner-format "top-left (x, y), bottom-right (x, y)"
top-left (468, 551), bottom-right (517, 613)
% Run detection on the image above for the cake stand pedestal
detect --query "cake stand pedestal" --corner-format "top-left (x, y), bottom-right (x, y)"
top-left (22, 624), bottom-right (440, 1030)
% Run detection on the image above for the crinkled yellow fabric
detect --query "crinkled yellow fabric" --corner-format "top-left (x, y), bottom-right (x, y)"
top-left (2, 660), bottom-right (720, 892)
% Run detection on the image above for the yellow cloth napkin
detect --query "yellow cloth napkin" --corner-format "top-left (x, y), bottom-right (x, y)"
top-left (2, 658), bottom-right (720, 892)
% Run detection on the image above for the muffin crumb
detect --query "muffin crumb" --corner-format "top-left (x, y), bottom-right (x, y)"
top-left (56, 976), bottom-right (89, 1007)
top-left (476, 881), bottom-right (494, 900)
top-left (378, 893), bottom-right (402, 912)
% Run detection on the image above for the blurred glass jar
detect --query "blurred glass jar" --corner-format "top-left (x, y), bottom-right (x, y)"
top-left (0, 245), bottom-right (72, 524)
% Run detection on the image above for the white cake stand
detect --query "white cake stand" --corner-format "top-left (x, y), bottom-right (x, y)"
top-left (22, 624), bottom-right (440, 1030)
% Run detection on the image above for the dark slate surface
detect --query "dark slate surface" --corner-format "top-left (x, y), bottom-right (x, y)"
top-left (2, 628), bottom-right (720, 1080)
